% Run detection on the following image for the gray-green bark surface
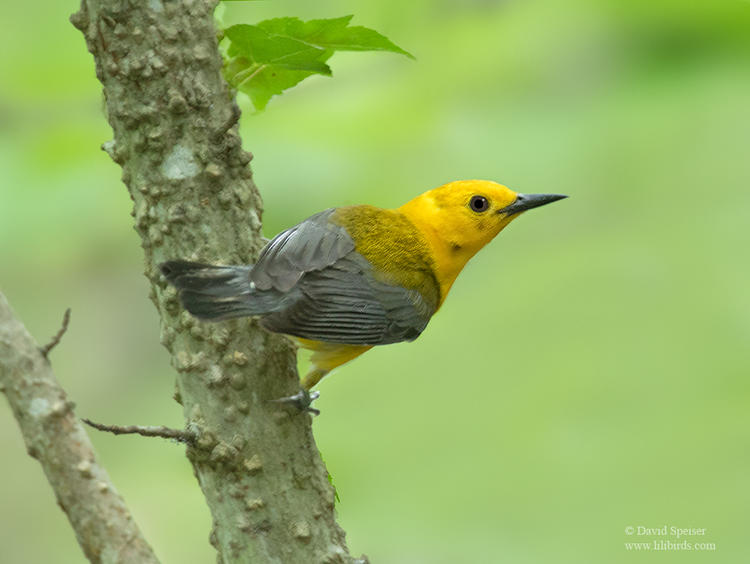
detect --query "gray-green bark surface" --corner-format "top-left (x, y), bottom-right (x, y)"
top-left (67, 0), bottom-right (360, 561)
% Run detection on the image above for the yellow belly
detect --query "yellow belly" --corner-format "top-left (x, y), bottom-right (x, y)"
top-left (293, 338), bottom-right (372, 389)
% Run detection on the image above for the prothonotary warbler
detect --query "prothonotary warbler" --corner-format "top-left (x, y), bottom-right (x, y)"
top-left (161, 180), bottom-right (566, 410)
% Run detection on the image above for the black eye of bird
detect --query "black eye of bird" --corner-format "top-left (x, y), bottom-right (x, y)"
top-left (469, 195), bottom-right (489, 213)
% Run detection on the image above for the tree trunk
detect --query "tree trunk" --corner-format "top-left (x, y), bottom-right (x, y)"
top-left (66, 0), bottom-right (360, 561)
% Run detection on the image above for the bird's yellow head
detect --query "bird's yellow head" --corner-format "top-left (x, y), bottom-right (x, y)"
top-left (399, 179), bottom-right (566, 299)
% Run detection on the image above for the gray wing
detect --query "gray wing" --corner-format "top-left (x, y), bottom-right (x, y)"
top-left (250, 209), bottom-right (354, 292)
top-left (250, 210), bottom-right (436, 345)
top-left (260, 253), bottom-right (436, 345)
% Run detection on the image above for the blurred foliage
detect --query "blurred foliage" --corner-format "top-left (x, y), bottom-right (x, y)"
top-left (1, 0), bottom-right (749, 563)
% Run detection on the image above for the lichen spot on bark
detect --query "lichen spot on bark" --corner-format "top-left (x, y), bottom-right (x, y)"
top-left (161, 144), bottom-right (199, 180)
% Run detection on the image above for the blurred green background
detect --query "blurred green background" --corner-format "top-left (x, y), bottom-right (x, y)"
top-left (2, 0), bottom-right (749, 562)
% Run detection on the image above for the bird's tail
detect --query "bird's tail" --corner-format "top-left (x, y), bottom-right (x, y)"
top-left (160, 260), bottom-right (261, 321)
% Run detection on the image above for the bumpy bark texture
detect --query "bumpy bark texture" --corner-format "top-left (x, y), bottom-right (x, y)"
top-left (70, 1), bottom-right (359, 562)
top-left (0, 293), bottom-right (158, 564)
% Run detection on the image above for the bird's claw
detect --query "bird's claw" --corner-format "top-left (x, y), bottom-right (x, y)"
top-left (269, 389), bottom-right (321, 416)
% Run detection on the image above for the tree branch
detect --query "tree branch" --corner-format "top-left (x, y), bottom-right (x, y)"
top-left (82, 418), bottom-right (197, 444)
top-left (0, 292), bottom-right (159, 564)
top-left (70, 0), bottom-right (360, 562)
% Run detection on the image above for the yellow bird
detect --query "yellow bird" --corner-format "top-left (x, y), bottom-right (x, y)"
top-left (162, 180), bottom-right (565, 410)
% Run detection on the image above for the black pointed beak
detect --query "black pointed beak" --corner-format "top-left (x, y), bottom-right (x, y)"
top-left (498, 193), bottom-right (568, 215)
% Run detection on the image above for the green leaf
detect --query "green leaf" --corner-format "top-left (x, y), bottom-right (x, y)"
top-left (225, 24), bottom-right (332, 73)
top-left (239, 65), bottom-right (319, 111)
top-left (257, 15), bottom-right (414, 58)
top-left (221, 15), bottom-right (412, 110)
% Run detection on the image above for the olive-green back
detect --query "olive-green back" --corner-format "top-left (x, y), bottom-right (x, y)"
top-left (332, 205), bottom-right (441, 311)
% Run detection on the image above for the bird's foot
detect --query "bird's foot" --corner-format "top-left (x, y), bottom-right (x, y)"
top-left (269, 388), bottom-right (321, 416)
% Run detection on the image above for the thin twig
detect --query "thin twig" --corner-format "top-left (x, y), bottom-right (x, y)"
top-left (82, 418), bottom-right (197, 444)
top-left (39, 308), bottom-right (71, 359)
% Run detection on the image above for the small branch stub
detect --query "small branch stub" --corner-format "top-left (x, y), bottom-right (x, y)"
top-left (39, 308), bottom-right (71, 359)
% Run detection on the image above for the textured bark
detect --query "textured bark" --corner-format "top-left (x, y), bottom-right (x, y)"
top-left (69, 0), bottom-right (360, 562)
top-left (0, 293), bottom-right (159, 564)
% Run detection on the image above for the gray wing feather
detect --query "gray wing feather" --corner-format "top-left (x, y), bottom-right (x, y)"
top-left (251, 209), bottom-right (355, 292)
top-left (251, 208), bottom-right (435, 345)
top-left (261, 253), bottom-right (434, 345)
